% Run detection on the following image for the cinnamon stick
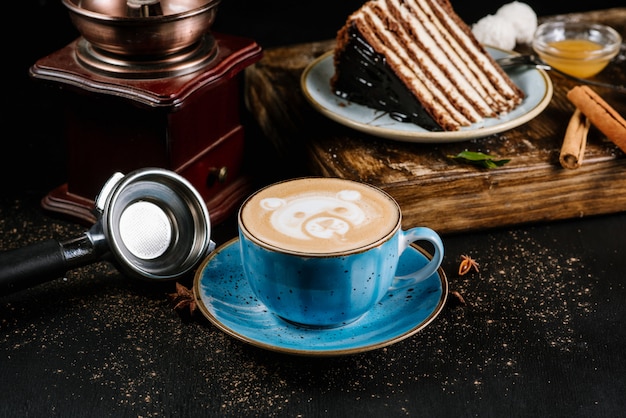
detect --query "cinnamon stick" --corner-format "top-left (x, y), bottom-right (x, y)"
top-left (560, 109), bottom-right (590, 169)
top-left (566, 85), bottom-right (626, 153)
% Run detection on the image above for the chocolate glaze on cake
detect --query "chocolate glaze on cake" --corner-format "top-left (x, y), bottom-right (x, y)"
top-left (333, 26), bottom-right (442, 131)
top-left (331, 0), bottom-right (525, 132)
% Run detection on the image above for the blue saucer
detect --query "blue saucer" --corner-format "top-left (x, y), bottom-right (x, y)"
top-left (193, 238), bottom-right (448, 356)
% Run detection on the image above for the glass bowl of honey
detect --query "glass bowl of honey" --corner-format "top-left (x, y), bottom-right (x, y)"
top-left (532, 20), bottom-right (622, 78)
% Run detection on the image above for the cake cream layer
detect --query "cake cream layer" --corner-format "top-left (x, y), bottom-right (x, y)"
top-left (331, 0), bottom-right (525, 131)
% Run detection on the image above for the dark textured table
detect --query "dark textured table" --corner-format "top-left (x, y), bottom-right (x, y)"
top-left (1, 191), bottom-right (625, 417)
top-left (2, 1), bottom-right (626, 416)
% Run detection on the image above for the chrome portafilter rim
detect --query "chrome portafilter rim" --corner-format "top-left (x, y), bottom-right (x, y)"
top-left (97, 168), bottom-right (212, 281)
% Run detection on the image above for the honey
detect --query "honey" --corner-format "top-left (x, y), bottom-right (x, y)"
top-left (538, 39), bottom-right (610, 78)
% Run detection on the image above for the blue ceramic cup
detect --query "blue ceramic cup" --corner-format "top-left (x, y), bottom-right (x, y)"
top-left (238, 177), bottom-right (444, 328)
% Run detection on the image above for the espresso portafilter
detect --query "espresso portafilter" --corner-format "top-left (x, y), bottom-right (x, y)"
top-left (0, 168), bottom-right (214, 296)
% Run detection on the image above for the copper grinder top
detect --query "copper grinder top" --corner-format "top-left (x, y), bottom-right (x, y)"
top-left (63, 0), bottom-right (221, 57)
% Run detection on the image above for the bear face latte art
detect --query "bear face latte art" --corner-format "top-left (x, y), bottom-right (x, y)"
top-left (239, 177), bottom-right (400, 254)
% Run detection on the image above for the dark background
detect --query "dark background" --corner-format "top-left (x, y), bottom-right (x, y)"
top-left (1, 3), bottom-right (625, 417)
top-left (2, 0), bottom-right (623, 196)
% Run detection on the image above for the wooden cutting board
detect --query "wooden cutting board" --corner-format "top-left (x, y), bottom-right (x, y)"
top-left (244, 8), bottom-right (626, 234)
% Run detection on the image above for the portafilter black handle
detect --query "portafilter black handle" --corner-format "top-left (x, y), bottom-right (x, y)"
top-left (0, 168), bottom-right (213, 297)
top-left (0, 225), bottom-right (108, 296)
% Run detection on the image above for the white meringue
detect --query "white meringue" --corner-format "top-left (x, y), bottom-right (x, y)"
top-left (471, 14), bottom-right (517, 50)
top-left (496, 1), bottom-right (538, 44)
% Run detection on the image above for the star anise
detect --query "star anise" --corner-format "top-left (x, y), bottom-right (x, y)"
top-left (168, 282), bottom-right (197, 316)
top-left (458, 254), bottom-right (480, 276)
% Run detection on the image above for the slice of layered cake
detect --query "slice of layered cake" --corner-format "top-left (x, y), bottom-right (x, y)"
top-left (331, 0), bottom-right (525, 131)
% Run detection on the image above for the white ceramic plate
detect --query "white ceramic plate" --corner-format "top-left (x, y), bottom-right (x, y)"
top-left (301, 48), bottom-right (553, 143)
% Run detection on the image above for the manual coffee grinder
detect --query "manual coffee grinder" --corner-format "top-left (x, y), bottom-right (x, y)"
top-left (30, 0), bottom-right (262, 225)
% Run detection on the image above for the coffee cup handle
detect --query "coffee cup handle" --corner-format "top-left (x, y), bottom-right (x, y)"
top-left (389, 227), bottom-right (444, 290)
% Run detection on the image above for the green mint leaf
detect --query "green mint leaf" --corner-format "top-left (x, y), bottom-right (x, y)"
top-left (447, 151), bottom-right (510, 169)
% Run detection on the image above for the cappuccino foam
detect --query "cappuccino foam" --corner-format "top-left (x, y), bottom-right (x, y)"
top-left (240, 178), bottom-right (400, 254)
